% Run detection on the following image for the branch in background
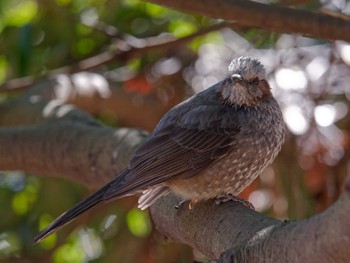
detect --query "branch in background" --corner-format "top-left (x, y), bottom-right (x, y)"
top-left (148, 0), bottom-right (350, 42)
top-left (0, 98), bottom-right (148, 188)
top-left (0, 122), bottom-right (146, 188)
top-left (80, 19), bottom-right (120, 38)
top-left (0, 72), bottom-right (186, 130)
top-left (0, 23), bottom-right (229, 92)
top-left (0, 70), bottom-right (183, 180)
top-left (320, 8), bottom-right (350, 20)
top-left (4, 0), bottom-right (350, 92)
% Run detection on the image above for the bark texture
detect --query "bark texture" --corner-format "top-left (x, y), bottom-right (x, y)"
top-left (148, 0), bottom-right (350, 42)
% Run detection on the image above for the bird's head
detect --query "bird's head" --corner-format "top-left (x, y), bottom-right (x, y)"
top-left (220, 57), bottom-right (272, 106)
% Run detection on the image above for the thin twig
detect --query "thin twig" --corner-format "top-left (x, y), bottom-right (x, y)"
top-left (0, 23), bottom-right (230, 92)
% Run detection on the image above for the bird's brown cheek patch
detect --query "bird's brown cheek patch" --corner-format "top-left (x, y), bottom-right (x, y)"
top-left (259, 80), bottom-right (272, 95)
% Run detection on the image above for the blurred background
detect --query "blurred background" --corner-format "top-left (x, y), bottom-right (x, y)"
top-left (1, 0), bottom-right (350, 262)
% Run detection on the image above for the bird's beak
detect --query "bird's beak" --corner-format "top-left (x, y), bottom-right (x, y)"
top-left (231, 74), bottom-right (243, 81)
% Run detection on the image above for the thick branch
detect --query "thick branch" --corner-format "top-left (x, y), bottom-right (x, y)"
top-left (150, 194), bottom-right (280, 259)
top-left (148, 0), bottom-right (350, 41)
top-left (150, 186), bottom-right (350, 262)
top-left (0, 112), bottom-right (147, 188)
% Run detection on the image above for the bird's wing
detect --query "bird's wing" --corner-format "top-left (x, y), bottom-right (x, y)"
top-left (103, 103), bottom-right (241, 199)
top-left (35, 95), bottom-right (244, 243)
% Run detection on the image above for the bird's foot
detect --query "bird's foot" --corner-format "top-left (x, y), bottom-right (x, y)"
top-left (188, 199), bottom-right (198, 209)
top-left (215, 194), bottom-right (255, 210)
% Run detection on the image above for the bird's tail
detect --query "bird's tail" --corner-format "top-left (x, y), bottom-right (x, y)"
top-left (34, 182), bottom-right (112, 243)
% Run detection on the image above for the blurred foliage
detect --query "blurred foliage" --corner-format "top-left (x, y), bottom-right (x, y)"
top-left (0, 0), bottom-right (213, 82)
top-left (0, 0), bottom-right (211, 261)
top-left (1, 0), bottom-right (350, 262)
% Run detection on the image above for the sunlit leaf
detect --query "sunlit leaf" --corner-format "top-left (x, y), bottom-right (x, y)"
top-left (145, 3), bottom-right (168, 18)
top-left (126, 208), bottom-right (151, 237)
top-left (188, 31), bottom-right (223, 51)
top-left (76, 24), bottom-right (93, 36)
top-left (169, 20), bottom-right (197, 38)
top-left (5, 0), bottom-right (38, 27)
top-left (53, 240), bottom-right (84, 263)
top-left (127, 58), bottom-right (141, 71)
top-left (38, 214), bottom-right (57, 249)
top-left (0, 56), bottom-right (7, 84)
top-left (74, 38), bottom-right (95, 55)
top-left (11, 179), bottom-right (38, 215)
top-left (12, 194), bottom-right (26, 215)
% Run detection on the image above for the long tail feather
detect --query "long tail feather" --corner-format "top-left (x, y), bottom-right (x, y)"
top-left (34, 183), bottom-right (112, 243)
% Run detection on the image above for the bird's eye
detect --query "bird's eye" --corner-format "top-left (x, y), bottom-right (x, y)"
top-left (252, 78), bottom-right (260, 85)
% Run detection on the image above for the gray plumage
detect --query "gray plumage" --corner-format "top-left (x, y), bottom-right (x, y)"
top-left (34, 57), bottom-right (285, 243)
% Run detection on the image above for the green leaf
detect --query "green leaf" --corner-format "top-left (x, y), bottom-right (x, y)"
top-left (5, 0), bottom-right (38, 27)
top-left (53, 236), bottom-right (84, 263)
top-left (38, 214), bottom-right (57, 249)
top-left (11, 183), bottom-right (38, 215)
top-left (0, 56), bottom-right (8, 84)
top-left (169, 20), bottom-right (197, 38)
top-left (74, 38), bottom-right (96, 55)
top-left (126, 208), bottom-right (151, 237)
top-left (145, 3), bottom-right (169, 18)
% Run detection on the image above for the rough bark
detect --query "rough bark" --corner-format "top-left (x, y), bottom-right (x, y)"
top-left (0, 74), bottom-right (150, 187)
top-left (0, 122), bottom-right (146, 188)
top-left (148, 0), bottom-right (350, 42)
top-left (151, 187), bottom-right (350, 263)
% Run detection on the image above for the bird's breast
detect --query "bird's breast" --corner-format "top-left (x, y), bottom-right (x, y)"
top-left (167, 109), bottom-right (285, 200)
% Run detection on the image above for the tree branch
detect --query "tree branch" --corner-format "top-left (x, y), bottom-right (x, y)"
top-left (150, 185), bottom-right (350, 262)
top-left (150, 194), bottom-right (280, 259)
top-left (0, 72), bottom-right (185, 130)
top-left (0, 104), bottom-right (147, 188)
top-left (0, 74), bottom-right (153, 186)
top-left (148, 0), bottom-right (350, 42)
top-left (0, 23), bottom-right (229, 92)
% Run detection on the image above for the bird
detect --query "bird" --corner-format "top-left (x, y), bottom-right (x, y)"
top-left (34, 57), bottom-right (285, 243)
